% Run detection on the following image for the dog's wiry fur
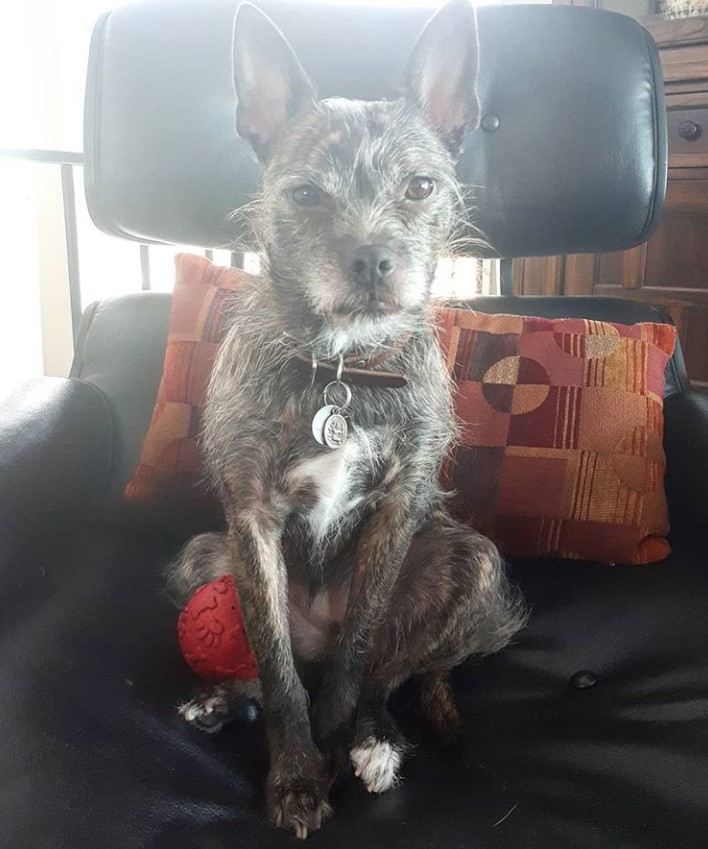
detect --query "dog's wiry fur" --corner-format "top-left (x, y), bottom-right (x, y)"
top-left (167, 0), bottom-right (526, 838)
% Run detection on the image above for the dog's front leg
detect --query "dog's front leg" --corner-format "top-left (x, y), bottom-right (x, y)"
top-left (312, 493), bottom-right (416, 749)
top-left (228, 513), bottom-right (331, 838)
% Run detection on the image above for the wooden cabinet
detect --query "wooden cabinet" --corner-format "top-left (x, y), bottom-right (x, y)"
top-left (513, 16), bottom-right (708, 388)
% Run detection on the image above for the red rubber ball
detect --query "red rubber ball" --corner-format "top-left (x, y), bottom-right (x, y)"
top-left (178, 575), bottom-right (258, 680)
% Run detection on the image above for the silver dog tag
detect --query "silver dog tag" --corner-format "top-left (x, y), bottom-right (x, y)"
top-left (311, 364), bottom-right (351, 450)
top-left (322, 411), bottom-right (348, 449)
top-left (312, 404), bottom-right (336, 444)
top-left (312, 404), bottom-right (348, 449)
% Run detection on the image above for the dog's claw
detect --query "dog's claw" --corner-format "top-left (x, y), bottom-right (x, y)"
top-left (271, 793), bottom-right (331, 840)
top-left (178, 693), bottom-right (231, 734)
top-left (350, 737), bottom-right (403, 794)
top-left (267, 758), bottom-right (332, 839)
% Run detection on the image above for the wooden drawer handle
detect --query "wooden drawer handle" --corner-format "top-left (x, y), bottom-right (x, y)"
top-left (678, 120), bottom-right (702, 142)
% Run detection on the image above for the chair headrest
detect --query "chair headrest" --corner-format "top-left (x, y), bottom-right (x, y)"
top-left (84, 1), bottom-right (666, 258)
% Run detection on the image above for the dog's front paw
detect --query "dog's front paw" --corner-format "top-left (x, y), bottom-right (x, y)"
top-left (267, 753), bottom-right (332, 839)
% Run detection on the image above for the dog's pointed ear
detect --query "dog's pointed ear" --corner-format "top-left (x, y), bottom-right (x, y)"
top-left (233, 3), bottom-right (316, 162)
top-left (405, 0), bottom-right (480, 156)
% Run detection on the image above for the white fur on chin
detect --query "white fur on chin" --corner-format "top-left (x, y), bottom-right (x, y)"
top-left (314, 311), bottom-right (421, 358)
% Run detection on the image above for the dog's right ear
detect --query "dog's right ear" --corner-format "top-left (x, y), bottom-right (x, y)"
top-left (233, 3), bottom-right (315, 162)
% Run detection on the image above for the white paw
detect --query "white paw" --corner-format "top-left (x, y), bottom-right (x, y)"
top-left (178, 694), bottom-right (229, 734)
top-left (350, 736), bottom-right (402, 794)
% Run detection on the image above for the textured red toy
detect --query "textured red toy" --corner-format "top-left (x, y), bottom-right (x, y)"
top-left (178, 574), bottom-right (258, 680)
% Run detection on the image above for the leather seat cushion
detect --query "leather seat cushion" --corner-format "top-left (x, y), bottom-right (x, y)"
top-left (1, 513), bottom-right (706, 848)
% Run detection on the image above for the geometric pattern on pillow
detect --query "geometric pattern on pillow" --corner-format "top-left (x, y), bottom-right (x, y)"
top-left (436, 309), bottom-right (677, 564)
top-left (126, 254), bottom-right (676, 564)
top-left (124, 254), bottom-right (253, 508)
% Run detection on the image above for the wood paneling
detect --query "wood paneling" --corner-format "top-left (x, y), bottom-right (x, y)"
top-left (644, 217), bottom-right (708, 287)
top-left (594, 285), bottom-right (708, 309)
top-left (514, 255), bottom-right (565, 296)
top-left (620, 243), bottom-right (648, 289)
top-left (664, 179), bottom-right (708, 214)
top-left (667, 107), bottom-right (708, 167)
top-left (684, 309), bottom-right (708, 383)
top-left (596, 252), bottom-right (622, 286)
top-left (658, 44), bottom-right (708, 84)
top-left (646, 15), bottom-right (708, 47)
top-left (669, 166), bottom-right (708, 180)
top-left (563, 254), bottom-right (595, 296)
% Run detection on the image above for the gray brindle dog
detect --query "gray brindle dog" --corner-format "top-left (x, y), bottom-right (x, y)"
top-left (168, 0), bottom-right (526, 838)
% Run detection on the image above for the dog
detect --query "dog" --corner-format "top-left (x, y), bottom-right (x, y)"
top-left (167, 0), bottom-right (526, 838)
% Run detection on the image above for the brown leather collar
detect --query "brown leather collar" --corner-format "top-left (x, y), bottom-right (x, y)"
top-left (289, 333), bottom-right (412, 388)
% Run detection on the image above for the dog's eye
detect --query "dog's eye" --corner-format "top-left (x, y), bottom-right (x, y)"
top-left (291, 184), bottom-right (323, 208)
top-left (405, 176), bottom-right (435, 201)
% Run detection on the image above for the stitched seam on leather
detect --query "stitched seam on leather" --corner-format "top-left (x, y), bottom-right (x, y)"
top-left (666, 346), bottom-right (690, 399)
top-left (637, 28), bottom-right (665, 243)
top-left (84, 11), bottom-right (117, 239)
top-left (665, 323), bottom-right (683, 400)
top-left (69, 300), bottom-right (99, 379)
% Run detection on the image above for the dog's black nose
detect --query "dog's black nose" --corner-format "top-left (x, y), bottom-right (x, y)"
top-left (349, 244), bottom-right (395, 289)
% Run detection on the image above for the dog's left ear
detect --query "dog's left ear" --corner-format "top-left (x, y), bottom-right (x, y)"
top-left (233, 3), bottom-right (316, 162)
top-left (405, 0), bottom-right (480, 156)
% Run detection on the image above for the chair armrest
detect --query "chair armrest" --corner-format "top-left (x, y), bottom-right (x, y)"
top-left (0, 378), bottom-right (114, 529)
top-left (664, 389), bottom-right (708, 532)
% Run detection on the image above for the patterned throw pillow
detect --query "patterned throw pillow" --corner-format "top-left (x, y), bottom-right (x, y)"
top-left (436, 309), bottom-right (676, 564)
top-left (127, 254), bottom-right (676, 564)
top-left (124, 254), bottom-right (252, 507)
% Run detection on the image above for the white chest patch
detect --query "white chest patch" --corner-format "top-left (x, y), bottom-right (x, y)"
top-left (288, 438), bottom-right (367, 543)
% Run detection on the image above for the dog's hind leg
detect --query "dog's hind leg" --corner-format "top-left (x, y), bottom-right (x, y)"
top-left (350, 688), bottom-right (409, 794)
top-left (164, 532), bottom-right (233, 606)
top-left (350, 511), bottom-right (526, 793)
top-left (420, 669), bottom-right (463, 746)
top-left (179, 679), bottom-right (262, 734)
top-left (168, 533), bottom-right (263, 732)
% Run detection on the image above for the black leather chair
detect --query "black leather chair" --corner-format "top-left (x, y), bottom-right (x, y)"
top-left (2, 3), bottom-right (707, 847)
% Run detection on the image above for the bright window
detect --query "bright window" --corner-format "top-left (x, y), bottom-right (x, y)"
top-left (1, 0), bottom-right (548, 390)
